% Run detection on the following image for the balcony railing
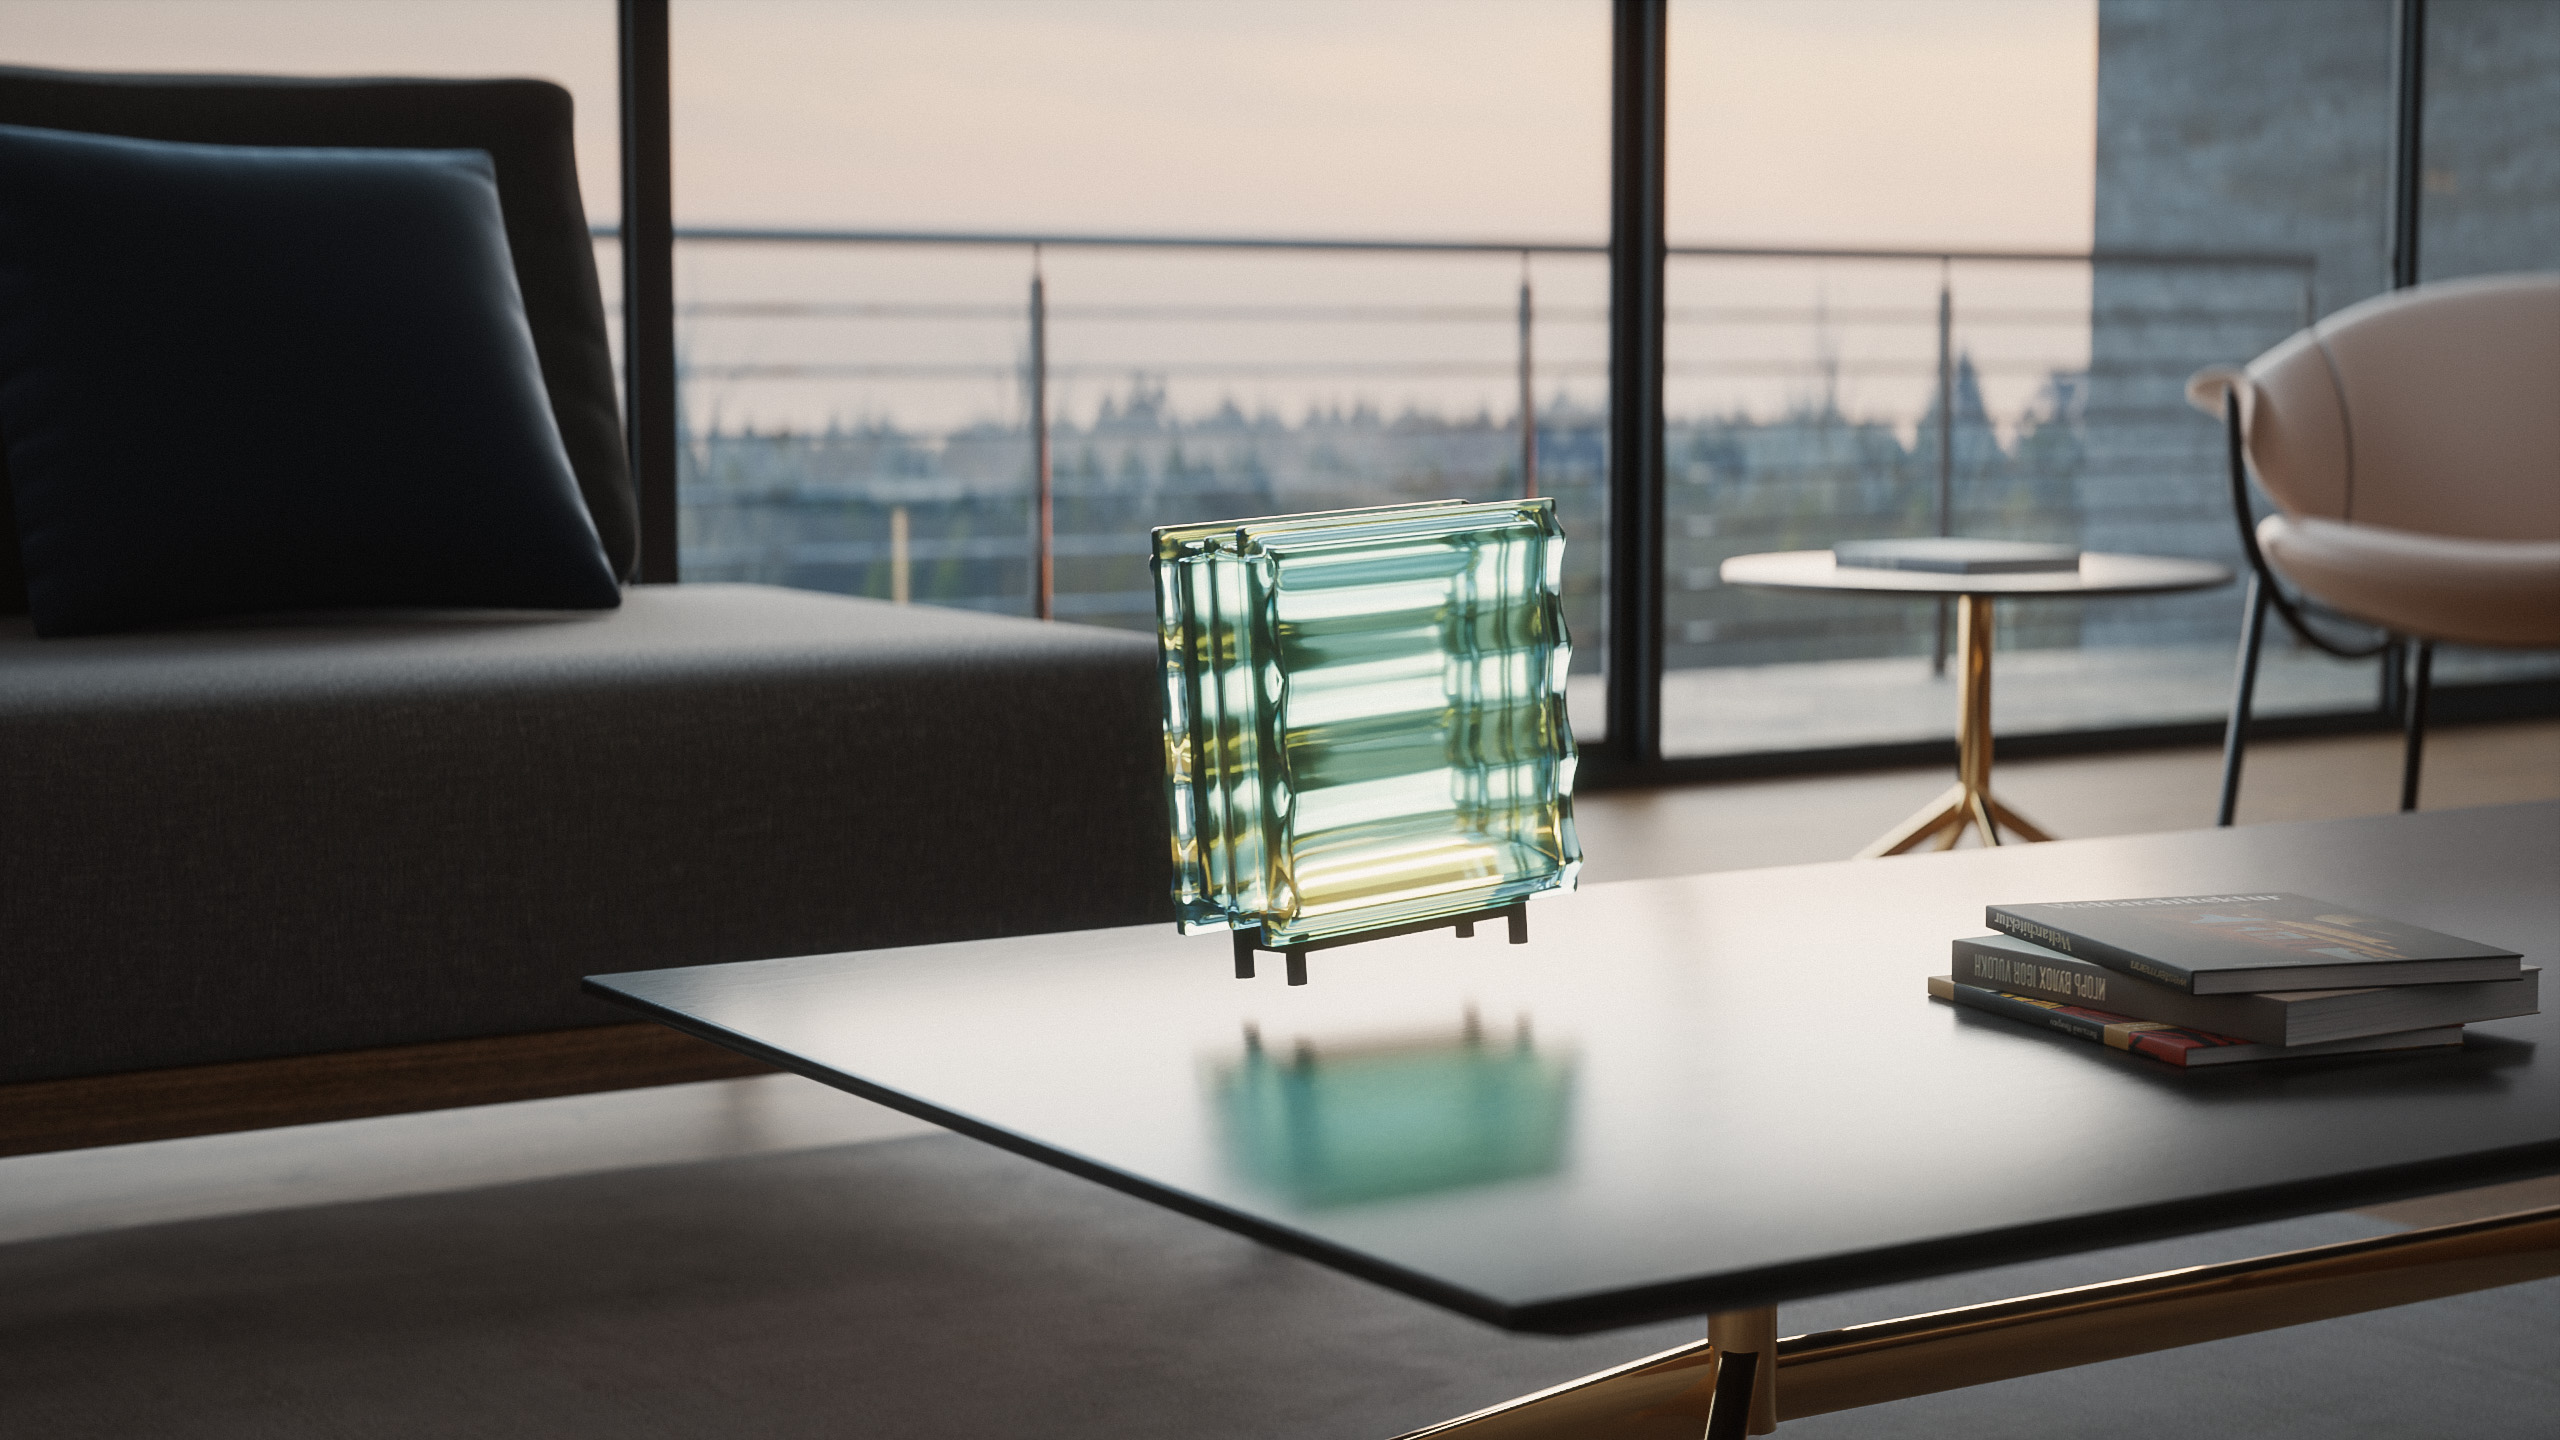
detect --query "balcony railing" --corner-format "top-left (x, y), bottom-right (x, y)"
top-left (618, 225), bottom-right (2305, 643)
top-left (593, 226), bottom-right (2560, 756)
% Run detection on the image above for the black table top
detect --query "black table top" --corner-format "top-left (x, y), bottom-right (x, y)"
top-left (586, 803), bottom-right (2560, 1335)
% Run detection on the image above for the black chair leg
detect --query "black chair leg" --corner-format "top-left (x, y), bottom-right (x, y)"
top-left (2217, 574), bottom-right (2269, 827)
top-left (2401, 639), bottom-right (2433, 812)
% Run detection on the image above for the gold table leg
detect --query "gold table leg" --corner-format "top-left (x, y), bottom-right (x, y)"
top-left (1858, 595), bottom-right (2052, 857)
top-left (1705, 1307), bottom-right (1777, 1436)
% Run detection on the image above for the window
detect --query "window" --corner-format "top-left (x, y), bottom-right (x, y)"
top-left (9, 0), bottom-right (2552, 775)
top-left (662, 0), bottom-right (1616, 729)
top-left (3, 0), bottom-right (623, 327)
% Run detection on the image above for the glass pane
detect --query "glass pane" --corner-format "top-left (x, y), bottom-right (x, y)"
top-left (2408, 0), bottom-right (2560, 691)
top-left (0, 0), bottom-right (625, 353)
top-left (2419, 0), bottom-right (2560, 286)
top-left (2085, 0), bottom-right (2398, 729)
top-left (1661, 0), bottom-right (2109, 756)
top-left (665, 0), bottom-right (1615, 739)
top-left (2409, 0), bottom-right (2560, 692)
top-left (1656, 0), bottom-right (2508, 762)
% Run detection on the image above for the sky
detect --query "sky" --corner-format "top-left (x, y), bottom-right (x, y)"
top-left (2, 0), bottom-right (2099, 431)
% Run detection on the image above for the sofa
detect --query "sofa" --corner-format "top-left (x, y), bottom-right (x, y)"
top-left (0, 66), bottom-right (1171, 1153)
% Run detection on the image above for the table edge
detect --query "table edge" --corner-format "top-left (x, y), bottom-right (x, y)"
top-left (580, 973), bottom-right (2560, 1335)
top-left (582, 803), bottom-right (2560, 1334)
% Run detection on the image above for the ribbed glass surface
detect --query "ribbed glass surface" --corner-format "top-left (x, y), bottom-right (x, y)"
top-left (1154, 499), bottom-right (1580, 947)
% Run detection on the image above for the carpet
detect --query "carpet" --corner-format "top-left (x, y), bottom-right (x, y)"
top-left (3, 1134), bottom-right (2552, 1438)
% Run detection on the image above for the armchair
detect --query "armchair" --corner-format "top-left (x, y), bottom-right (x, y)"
top-left (2186, 272), bottom-right (2560, 824)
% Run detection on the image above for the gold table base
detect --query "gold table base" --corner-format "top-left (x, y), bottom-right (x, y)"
top-left (1859, 594), bottom-right (2054, 858)
top-left (1394, 1203), bottom-right (2560, 1439)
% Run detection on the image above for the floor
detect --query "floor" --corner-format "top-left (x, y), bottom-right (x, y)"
top-left (1571, 714), bottom-right (2560, 881)
top-left (3, 722), bottom-right (2554, 1440)
top-left (1567, 642), bottom-right (2560, 754)
top-left (13, 1137), bottom-right (2553, 1440)
top-left (8, 719), bottom-right (2553, 1249)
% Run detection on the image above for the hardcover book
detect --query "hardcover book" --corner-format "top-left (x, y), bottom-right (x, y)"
top-left (1952, 934), bottom-right (2541, 1046)
top-left (1982, 893), bottom-right (2522, 995)
top-left (1926, 976), bottom-right (2465, 1067)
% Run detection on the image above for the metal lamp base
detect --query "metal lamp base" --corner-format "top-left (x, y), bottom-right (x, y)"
top-left (1232, 902), bottom-right (1531, 985)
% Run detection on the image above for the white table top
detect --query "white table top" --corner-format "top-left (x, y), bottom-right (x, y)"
top-left (1720, 549), bottom-right (2233, 597)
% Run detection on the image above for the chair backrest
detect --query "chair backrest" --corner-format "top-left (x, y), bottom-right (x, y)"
top-left (2240, 272), bottom-right (2560, 542)
top-left (0, 65), bottom-right (640, 614)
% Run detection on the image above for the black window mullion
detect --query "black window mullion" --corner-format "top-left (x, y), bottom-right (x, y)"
top-left (1605, 0), bottom-right (1669, 768)
top-left (619, 0), bottom-right (679, 584)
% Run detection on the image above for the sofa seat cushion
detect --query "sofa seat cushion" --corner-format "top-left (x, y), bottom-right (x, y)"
top-left (0, 584), bottom-right (1171, 1085)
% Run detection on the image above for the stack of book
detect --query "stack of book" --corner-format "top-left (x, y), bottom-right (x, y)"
top-left (1929, 893), bottom-right (2540, 1068)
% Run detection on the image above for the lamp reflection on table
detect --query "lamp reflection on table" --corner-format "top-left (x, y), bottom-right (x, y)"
top-left (1212, 1009), bottom-right (1575, 1209)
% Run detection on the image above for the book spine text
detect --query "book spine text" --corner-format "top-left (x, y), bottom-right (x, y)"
top-left (1954, 942), bottom-right (2116, 1006)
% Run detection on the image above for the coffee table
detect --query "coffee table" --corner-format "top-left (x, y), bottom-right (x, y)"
top-left (588, 802), bottom-right (2560, 1438)
top-left (1718, 550), bottom-right (2231, 856)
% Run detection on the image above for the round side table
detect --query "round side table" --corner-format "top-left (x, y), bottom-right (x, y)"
top-left (1718, 550), bottom-right (2233, 856)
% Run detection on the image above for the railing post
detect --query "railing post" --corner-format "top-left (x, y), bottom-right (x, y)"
top-left (1029, 248), bottom-right (1053, 621)
top-left (1518, 254), bottom-right (1538, 500)
top-left (890, 505), bottom-right (911, 605)
top-left (1931, 261), bottom-right (1953, 677)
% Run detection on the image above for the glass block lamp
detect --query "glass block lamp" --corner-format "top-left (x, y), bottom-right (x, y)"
top-left (1153, 499), bottom-right (1581, 982)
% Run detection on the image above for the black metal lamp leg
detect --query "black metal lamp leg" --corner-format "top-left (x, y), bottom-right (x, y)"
top-left (2401, 638), bottom-right (2433, 812)
top-left (2217, 573), bottom-right (2269, 827)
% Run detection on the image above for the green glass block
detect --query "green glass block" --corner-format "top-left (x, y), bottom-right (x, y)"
top-left (1153, 499), bottom-right (1580, 948)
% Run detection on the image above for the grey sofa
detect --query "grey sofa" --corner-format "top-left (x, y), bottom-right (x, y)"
top-left (0, 67), bottom-right (1171, 1146)
top-left (2, 585), bottom-right (1169, 1089)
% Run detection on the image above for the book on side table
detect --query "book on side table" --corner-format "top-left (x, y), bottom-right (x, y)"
top-left (1830, 537), bottom-right (2081, 574)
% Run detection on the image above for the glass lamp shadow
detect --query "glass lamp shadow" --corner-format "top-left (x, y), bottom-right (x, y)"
top-left (1213, 1013), bottom-right (1576, 1209)
top-left (1153, 500), bottom-right (1581, 959)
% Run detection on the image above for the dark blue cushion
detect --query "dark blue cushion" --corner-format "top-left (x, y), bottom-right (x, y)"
top-left (0, 122), bottom-right (620, 636)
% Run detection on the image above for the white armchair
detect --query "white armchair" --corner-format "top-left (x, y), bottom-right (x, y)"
top-left (2187, 271), bottom-right (2560, 821)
